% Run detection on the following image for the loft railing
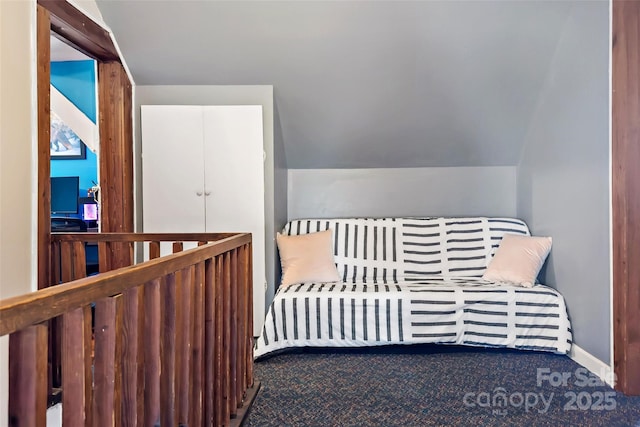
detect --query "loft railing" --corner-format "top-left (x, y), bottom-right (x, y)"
top-left (1, 232), bottom-right (258, 427)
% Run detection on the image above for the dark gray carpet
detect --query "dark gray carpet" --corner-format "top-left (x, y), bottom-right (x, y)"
top-left (246, 345), bottom-right (640, 426)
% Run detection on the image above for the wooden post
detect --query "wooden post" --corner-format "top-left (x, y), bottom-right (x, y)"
top-left (612, 0), bottom-right (640, 396)
top-left (98, 61), bottom-right (134, 235)
top-left (37, 4), bottom-right (51, 293)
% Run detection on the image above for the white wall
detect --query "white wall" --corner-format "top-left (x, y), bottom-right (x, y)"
top-left (516, 3), bottom-right (610, 363)
top-left (288, 167), bottom-right (517, 220)
top-left (0, 0), bottom-right (38, 425)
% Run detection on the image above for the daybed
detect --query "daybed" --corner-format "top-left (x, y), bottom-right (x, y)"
top-left (255, 217), bottom-right (572, 359)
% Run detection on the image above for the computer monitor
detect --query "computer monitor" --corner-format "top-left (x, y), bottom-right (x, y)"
top-left (50, 176), bottom-right (79, 215)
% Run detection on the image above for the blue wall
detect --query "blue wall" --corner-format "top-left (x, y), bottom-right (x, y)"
top-left (50, 60), bottom-right (97, 213)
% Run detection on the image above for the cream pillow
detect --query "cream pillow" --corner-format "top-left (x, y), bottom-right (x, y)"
top-left (482, 234), bottom-right (552, 288)
top-left (277, 229), bottom-right (341, 287)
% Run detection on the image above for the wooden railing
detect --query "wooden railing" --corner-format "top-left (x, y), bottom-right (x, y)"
top-left (1, 232), bottom-right (258, 427)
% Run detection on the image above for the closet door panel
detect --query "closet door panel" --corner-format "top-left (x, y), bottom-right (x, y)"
top-left (141, 105), bottom-right (205, 233)
top-left (203, 105), bottom-right (266, 330)
top-left (202, 106), bottom-right (265, 230)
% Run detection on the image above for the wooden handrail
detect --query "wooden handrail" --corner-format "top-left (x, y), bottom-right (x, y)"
top-left (50, 232), bottom-right (241, 242)
top-left (3, 231), bottom-right (257, 426)
top-left (0, 233), bottom-right (250, 336)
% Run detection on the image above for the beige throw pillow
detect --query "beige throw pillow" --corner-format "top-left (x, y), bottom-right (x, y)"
top-left (482, 233), bottom-right (552, 288)
top-left (277, 229), bottom-right (341, 287)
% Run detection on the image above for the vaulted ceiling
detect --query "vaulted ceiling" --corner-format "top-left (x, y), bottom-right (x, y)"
top-left (95, 0), bottom-right (575, 169)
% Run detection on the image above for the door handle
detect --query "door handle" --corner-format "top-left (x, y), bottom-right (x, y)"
top-left (196, 191), bottom-right (203, 196)
top-left (205, 191), bottom-right (212, 196)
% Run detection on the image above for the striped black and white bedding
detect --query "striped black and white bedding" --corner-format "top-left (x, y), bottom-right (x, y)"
top-left (255, 217), bottom-right (572, 359)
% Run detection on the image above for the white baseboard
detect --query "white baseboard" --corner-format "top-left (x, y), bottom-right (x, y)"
top-left (569, 344), bottom-right (615, 387)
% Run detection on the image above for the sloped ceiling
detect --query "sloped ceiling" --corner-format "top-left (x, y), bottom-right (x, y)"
top-left (96, 0), bottom-right (573, 168)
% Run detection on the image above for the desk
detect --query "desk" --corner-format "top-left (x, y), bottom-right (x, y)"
top-left (51, 217), bottom-right (87, 232)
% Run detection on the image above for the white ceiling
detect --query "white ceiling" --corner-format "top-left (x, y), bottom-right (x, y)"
top-left (95, 0), bottom-right (580, 169)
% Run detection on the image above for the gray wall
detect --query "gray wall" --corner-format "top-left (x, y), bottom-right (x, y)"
top-left (97, 1), bottom-right (574, 170)
top-left (516, 3), bottom-right (610, 363)
top-left (271, 97), bottom-right (288, 306)
top-left (134, 85), bottom-right (287, 317)
top-left (288, 167), bottom-right (516, 220)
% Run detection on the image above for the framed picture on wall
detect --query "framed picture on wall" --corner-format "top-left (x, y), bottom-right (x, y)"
top-left (50, 111), bottom-right (86, 160)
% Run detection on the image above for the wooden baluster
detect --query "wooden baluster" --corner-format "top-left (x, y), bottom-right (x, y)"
top-left (109, 241), bottom-right (133, 270)
top-left (160, 273), bottom-right (176, 427)
top-left (93, 296), bottom-right (120, 426)
top-left (173, 245), bottom-right (183, 408)
top-left (149, 241), bottom-right (160, 260)
top-left (72, 241), bottom-right (87, 280)
top-left (171, 243), bottom-right (189, 425)
top-left (204, 257), bottom-right (216, 426)
top-left (98, 241), bottom-right (111, 274)
top-left (114, 294), bottom-right (124, 427)
top-left (222, 252), bottom-right (232, 422)
top-left (128, 241), bottom-right (135, 267)
top-left (60, 241), bottom-right (73, 283)
top-left (190, 261), bottom-right (205, 427)
top-left (136, 283), bottom-right (146, 424)
top-left (246, 242), bottom-right (254, 388)
top-left (237, 244), bottom-right (247, 404)
top-left (8, 324), bottom-right (48, 427)
top-left (51, 240), bottom-right (61, 285)
top-left (62, 308), bottom-right (87, 426)
top-left (177, 265), bottom-right (192, 425)
top-left (49, 315), bottom-right (62, 393)
top-left (84, 305), bottom-right (94, 427)
top-left (215, 255), bottom-right (224, 426)
top-left (50, 240), bottom-right (62, 391)
top-left (70, 241), bottom-right (94, 426)
top-left (229, 249), bottom-right (238, 416)
top-left (121, 286), bottom-right (142, 427)
top-left (144, 278), bottom-right (161, 427)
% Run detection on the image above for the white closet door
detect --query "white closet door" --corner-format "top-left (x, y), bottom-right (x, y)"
top-left (141, 105), bottom-right (206, 233)
top-left (203, 105), bottom-right (266, 334)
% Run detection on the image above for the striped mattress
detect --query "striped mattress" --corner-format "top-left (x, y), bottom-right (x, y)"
top-left (255, 217), bottom-right (572, 359)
